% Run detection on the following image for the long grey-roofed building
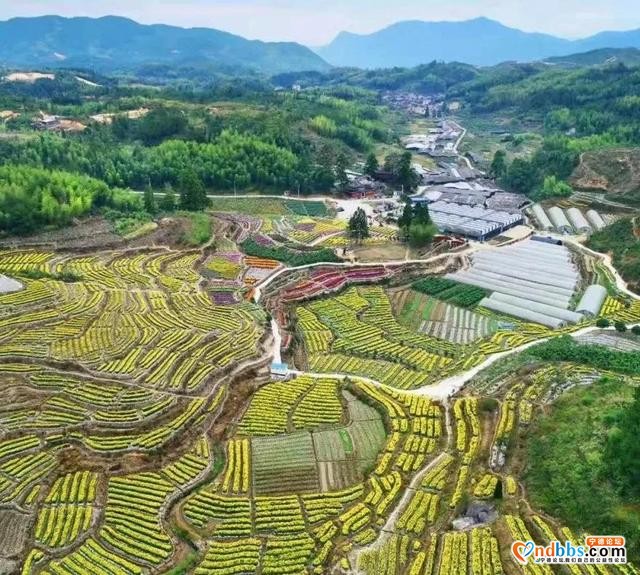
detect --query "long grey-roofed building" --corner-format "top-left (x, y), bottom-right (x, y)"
top-left (547, 207), bottom-right (573, 234)
top-left (586, 210), bottom-right (606, 231)
top-left (576, 284), bottom-right (607, 317)
top-left (531, 204), bottom-right (553, 231)
top-left (418, 200), bottom-right (524, 241)
top-left (567, 208), bottom-right (592, 234)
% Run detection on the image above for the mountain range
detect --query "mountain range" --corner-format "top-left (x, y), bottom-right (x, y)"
top-left (316, 17), bottom-right (640, 68)
top-left (0, 15), bottom-right (329, 75)
top-left (2, 15), bottom-right (640, 75)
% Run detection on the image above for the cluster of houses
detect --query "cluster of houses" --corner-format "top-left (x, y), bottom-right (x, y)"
top-left (381, 91), bottom-right (445, 118)
top-left (402, 121), bottom-right (462, 158)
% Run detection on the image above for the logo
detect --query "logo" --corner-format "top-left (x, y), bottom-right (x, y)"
top-left (512, 541), bottom-right (535, 564)
top-left (511, 537), bottom-right (626, 565)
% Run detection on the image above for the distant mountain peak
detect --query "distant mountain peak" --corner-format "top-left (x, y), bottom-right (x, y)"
top-left (0, 15), bottom-right (329, 75)
top-left (316, 17), bottom-right (640, 69)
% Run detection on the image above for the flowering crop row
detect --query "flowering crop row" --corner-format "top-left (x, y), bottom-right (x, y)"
top-left (221, 438), bottom-right (250, 494)
top-left (471, 527), bottom-right (503, 575)
top-left (238, 376), bottom-right (315, 435)
top-left (473, 473), bottom-right (499, 498)
top-left (396, 491), bottom-right (440, 535)
top-left (438, 532), bottom-right (468, 575)
top-left (195, 537), bottom-right (262, 575)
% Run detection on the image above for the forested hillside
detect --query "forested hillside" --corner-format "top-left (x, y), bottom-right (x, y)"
top-left (0, 15), bottom-right (329, 74)
top-left (0, 165), bottom-right (138, 235)
top-left (0, 77), bottom-right (398, 235)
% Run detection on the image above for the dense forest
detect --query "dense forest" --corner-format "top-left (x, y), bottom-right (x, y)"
top-left (0, 85), bottom-right (393, 192)
top-left (2, 58), bottom-right (640, 233)
top-left (0, 164), bottom-right (138, 235)
top-left (527, 376), bottom-right (640, 561)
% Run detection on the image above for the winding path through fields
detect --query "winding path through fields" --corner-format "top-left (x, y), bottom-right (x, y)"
top-left (257, 236), bottom-right (639, 401)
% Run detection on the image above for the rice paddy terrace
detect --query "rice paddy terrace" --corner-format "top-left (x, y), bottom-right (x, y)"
top-left (1, 201), bottom-right (640, 575)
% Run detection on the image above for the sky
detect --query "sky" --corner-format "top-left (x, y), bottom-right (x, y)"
top-left (2, 0), bottom-right (640, 45)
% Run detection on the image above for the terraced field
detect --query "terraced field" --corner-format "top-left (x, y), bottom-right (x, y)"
top-left (0, 246), bottom-right (267, 572)
top-left (1, 211), bottom-right (639, 574)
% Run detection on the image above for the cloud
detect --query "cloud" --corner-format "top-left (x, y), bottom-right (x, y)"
top-left (0, 0), bottom-right (639, 44)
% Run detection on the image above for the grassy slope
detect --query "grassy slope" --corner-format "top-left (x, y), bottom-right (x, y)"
top-left (525, 377), bottom-right (640, 560)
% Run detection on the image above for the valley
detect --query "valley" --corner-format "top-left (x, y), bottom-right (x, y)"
top-left (0, 13), bottom-right (640, 574)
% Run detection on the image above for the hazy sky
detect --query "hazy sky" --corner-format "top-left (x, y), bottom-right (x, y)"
top-left (2, 0), bottom-right (640, 45)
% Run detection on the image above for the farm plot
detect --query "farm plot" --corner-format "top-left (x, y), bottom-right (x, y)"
top-left (252, 432), bottom-right (320, 495)
top-left (207, 197), bottom-right (327, 217)
top-left (391, 289), bottom-right (498, 344)
top-left (238, 375), bottom-right (344, 436)
top-left (353, 358), bottom-right (640, 575)
top-left (297, 286), bottom-right (456, 389)
top-left (0, 249), bottom-right (265, 392)
top-left (313, 392), bottom-right (387, 491)
top-left (244, 381), bottom-right (385, 494)
top-left (178, 377), bottom-right (448, 573)
top-left (0, 509), bottom-right (31, 558)
top-left (274, 216), bottom-right (345, 244)
top-left (575, 330), bottom-right (640, 352)
top-left (320, 225), bottom-right (399, 248)
top-left (34, 471), bottom-right (99, 549)
top-left (24, 436), bottom-right (211, 573)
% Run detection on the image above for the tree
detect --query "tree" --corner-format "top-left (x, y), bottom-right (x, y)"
top-left (143, 184), bottom-right (156, 214)
top-left (398, 151), bottom-right (419, 193)
top-left (313, 144), bottom-right (336, 191)
top-left (364, 152), bottom-right (379, 177)
top-left (503, 158), bottom-right (539, 195)
top-left (632, 325), bottom-right (640, 336)
top-left (179, 169), bottom-right (208, 211)
top-left (384, 152), bottom-right (419, 192)
top-left (335, 153), bottom-right (350, 192)
top-left (490, 150), bottom-right (507, 180)
top-left (348, 207), bottom-right (369, 242)
top-left (615, 321), bottom-right (628, 333)
top-left (408, 221), bottom-right (437, 247)
top-left (413, 202), bottom-right (432, 225)
top-left (596, 318), bottom-right (611, 328)
top-left (397, 199), bottom-right (413, 232)
top-left (159, 183), bottom-right (177, 212)
top-left (535, 175), bottom-right (573, 200)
